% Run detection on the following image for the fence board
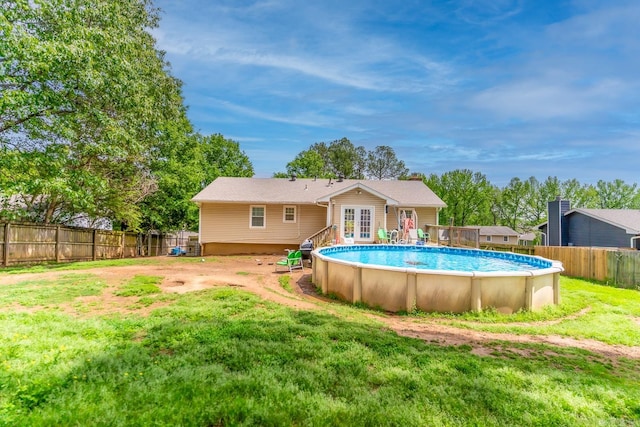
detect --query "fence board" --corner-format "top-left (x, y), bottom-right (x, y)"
top-left (607, 251), bottom-right (640, 289)
top-left (535, 246), bottom-right (639, 288)
top-left (0, 222), bottom-right (178, 266)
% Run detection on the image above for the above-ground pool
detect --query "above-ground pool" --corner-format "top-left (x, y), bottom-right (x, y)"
top-left (312, 245), bottom-right (563, 313)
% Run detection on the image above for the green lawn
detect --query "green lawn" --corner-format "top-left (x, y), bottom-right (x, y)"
top-left (1, 261), bottom-right (639, 426)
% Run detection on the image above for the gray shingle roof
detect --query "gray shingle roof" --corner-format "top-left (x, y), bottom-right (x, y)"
top-left (476, 226), bottom-right (519, 236)
top-left (192, 177), bottom-right (446, 207)
top-left (567, 209), bottom-right (640, 234)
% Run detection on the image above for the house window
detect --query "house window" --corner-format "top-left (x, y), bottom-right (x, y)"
top-left (283, 206), bottom-right (296, 223)
top-left (503, 236), bottom-right (509, 242)
top-left (486, 236), bottom-right (492, 242)
top-left (250, 205), bottom-right (266, 228)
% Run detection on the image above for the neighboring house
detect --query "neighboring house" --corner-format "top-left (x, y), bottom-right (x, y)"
top-left (191, 176), bottom-right (446, 255)
top-left (517, 232), bottom-right (537, 246)
top-left (476, 226), bottom-right (519, 244)
top-left (538, 197), bottom-right (640, 249)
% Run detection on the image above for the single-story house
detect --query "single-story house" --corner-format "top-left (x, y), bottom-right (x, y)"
top-left (517, 232), bottom-right (537, 246)
top-left (476, 226), bottom-right (519, 244)
top-left (538, 197), bottom-right (640, 249)
top-left (191, 176), bottom-right (446, 255)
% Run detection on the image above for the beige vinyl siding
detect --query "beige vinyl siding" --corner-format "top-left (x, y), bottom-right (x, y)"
top-left (484, 235), bottom-right (518, 244)
top-left (200, 203), bottom-right (326, 245)
top-left (329, 189), bottom-right (386, 242)
top-left (415, 207), bottom-right (438, 228)
top-left (330, 190), bottom-right (386, 226)
top-left (384, 207), bottom-right (438, 231)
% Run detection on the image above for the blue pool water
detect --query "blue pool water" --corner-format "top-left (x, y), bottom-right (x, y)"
top-left (318, 245), bottom-right (551, 272)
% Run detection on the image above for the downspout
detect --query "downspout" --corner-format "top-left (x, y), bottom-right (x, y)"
top-left (630, 235), bottom-right (640, 249)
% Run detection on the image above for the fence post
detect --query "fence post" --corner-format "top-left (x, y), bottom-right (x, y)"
top-left (147, 232), bottom-right (151, 257)
top-left (56, 225), bottom-right (61, 263)
top-left (3, 223), bottom-right (9, 267)
top-left (92, 229), bottom-right (98, 261)
top-left (121, 232), bottom-right (125, 259)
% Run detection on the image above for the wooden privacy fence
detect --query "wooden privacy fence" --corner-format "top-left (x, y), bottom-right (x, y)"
top-left (425, 225), bottom-right (480, 248)
top-left (0, 222), bottom-right (180, 266)
top-left (535, 246), bottom-right (640, 289)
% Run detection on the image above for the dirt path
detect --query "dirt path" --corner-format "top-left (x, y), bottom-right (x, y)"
top-left (2, 256), bottom-right (639, 361)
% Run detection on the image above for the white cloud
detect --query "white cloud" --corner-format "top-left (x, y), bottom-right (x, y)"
top-left (200, 97), bottom-right (337, 128)
top-left (469, 78), bottom-right (627, 120)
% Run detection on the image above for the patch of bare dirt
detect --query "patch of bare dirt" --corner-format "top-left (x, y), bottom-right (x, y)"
top-left (384, 318), bottom-right (640, 361)
top-left (2, 256), bottom-right (640, 362)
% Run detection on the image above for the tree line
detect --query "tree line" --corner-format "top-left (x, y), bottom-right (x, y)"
top-left (279, 140), bottom-right (640, 234)
top-left (425, 171), bottom-right (640, 232)
top-left (273, 138), bottom-right (408, 180)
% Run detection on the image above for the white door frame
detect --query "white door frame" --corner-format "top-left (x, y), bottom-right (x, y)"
top-left (341, 205), bottom-right (375, 242)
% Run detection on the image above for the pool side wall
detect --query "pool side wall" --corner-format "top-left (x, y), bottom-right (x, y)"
top-left (312, 246), bottom-right (563, 314)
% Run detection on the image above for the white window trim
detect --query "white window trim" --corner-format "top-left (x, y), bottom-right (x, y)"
top-left (486, 235), bottom-right (492, 242)
top-left (283, 205), bottom-right (297, 223)
top-left (503, 236), bottom-right (509, 242)
top-left (250, 205), bottom-right (266, 229)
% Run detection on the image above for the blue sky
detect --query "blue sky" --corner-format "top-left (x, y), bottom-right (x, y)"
top-left (152, 0), bottom-right (640, 186)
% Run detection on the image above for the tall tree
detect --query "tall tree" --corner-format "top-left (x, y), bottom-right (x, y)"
top-left (425, 169), bottom-right (495, 226)
top-left (365, 145), bottom-right (409, 180)
top-left (522, 176), bottom-right (561, 228)
top-left (595, 179), bottom-right (639, 209)
top-left (559, 179), bottom-right (595, 208)
top-left (0, 0), bottom-right (187, 228)
top-left (278, 139), bottom-right (406, 180)
top-left (283, 149), bottom-right (326, 178)
top-left (495, 177), bottom-right (531, 231)
top-left (138, 133), bottom-right (254, 232)
top-left (326, 138), bottom-right (366, 179)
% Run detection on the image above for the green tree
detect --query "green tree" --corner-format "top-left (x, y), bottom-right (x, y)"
top-left (283, 149), bottom-right (326, 178)
top-left (425, 169), bottom-right (495, 226)
top-left (198, 134), bottom-right (254, 187)
top-left (522, 176), bottom-right (561, 228)
top-left (595, 179), bottom-right (639, 209)
top-left (559, 179), bottom-right (598, 208)
top-left (138, 133), bottom-right (254, 232)
top-left (0, 0), bottom-right (187, 228)
top-left (326, 138), bottom-right (366, 179)
top-left (365, 145), bottom-right (409, 180)
top-left (495, 177), bottom-right (531, 231)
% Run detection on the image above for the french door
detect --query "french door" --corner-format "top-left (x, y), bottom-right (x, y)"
top-left (341, 206), bottom-right (374, 242)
